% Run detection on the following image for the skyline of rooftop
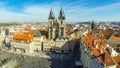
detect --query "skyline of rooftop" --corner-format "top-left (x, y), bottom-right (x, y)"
top-left (0, 0), bottom-right (120, 23)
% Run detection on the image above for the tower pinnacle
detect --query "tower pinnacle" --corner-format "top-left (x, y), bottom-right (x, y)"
top-left (49, 8), bottom-right (55, 20)
top-left (58, 7), bottom-right (65, 20)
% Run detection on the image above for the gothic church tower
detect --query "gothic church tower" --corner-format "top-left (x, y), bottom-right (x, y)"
top-left (48, 8), bottom-right (59, 39)
top-left (58, 8), bottom-right (66, 37)
top-left (48, 8), bottom-right (66, 40)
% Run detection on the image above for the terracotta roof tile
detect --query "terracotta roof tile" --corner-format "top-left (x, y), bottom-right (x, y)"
top-left (98, 56), bottom-right (103, 63)
top-left (82, 35), bottom-right (95, 45)
top-left (113, 56), bottom-right (120, 64)
top-left (91, 35), bottom-right (98, 40)
top-left (82, 29), bottom-right (120, 67)
top-left (88, 44), bottom-right (94, 49)
top-left (102, 48), bottom-right (115, 66)
top-left (100, 29), bottom-right (114, 35)
top-left (12, 31), bottom-right (35, 42)
top-left (109, 35), bottom-right (120, 42)
top-left (91, 49), bottom-right (100, 57)
top-left (101, 39), bottom-right (107, 46)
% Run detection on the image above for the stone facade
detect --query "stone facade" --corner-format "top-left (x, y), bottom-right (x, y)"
top-left (42, 37), bottom-right (74, 52)
top-left (32, 37), bottom-right (42, 51)
top-left (80, 40), bottom-right (103, 68)
top-left (11, 40), bottom-right (34, 53)
top-left (48, 8), bottom-right (66, 40)
top-left (42, 40), bottom-right (55, 51)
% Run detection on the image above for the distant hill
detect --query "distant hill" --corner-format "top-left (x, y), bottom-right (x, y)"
top-left (0, 23), bottom-right (21, 27)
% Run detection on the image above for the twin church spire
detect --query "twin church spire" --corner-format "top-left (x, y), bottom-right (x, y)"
top-left (48, 7), bottom-right (65, 20)
top-left (48, 7), bottom-right (66, 40)
top-left (59, 8), bottom-right (65, 20)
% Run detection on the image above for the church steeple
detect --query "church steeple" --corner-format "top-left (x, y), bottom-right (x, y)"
top-left (48, 7), bottom-right (66, 40)
top-left (58, 7), bottom-right (65, 20)
top-left (49, 8), bottom-right (55, 20)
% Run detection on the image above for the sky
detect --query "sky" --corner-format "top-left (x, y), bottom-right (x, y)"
top-left (0, 0), bottom-right (120, 23)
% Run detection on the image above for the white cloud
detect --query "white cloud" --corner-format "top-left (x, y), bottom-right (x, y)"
top-left (0, 0), bottom-right (120, 23)
top-left (0, 1), bottom-right (63, 22)
top-left (65, 2), bottom-right (120, 22)
top-left (24, 5), bottom-right (49, 14)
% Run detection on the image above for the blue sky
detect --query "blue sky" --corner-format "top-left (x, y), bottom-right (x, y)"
top-left (0, 0), bottom-right (120, 22)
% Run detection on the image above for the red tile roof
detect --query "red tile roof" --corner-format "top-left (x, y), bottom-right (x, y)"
top-left (113, 56), bottom-right (120, 64)
top-left (109, 35), bottom-right (120, 42)
top-left (102, 48), bottom-right (115, 66)
top-left (98, 56), bottom-right (103, 63)
top-left (12, 31), bottom-right (35, 42)
top-left (91, 49), bottom-right (100, 57)
top-left (100, 29), bottom-right (114, 35)
top-left (82, 33), bottom-right (116, 66)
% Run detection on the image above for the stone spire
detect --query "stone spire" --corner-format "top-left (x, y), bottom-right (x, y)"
top-left (48, 8), bottom-right (55, 20)
top-left (58, 7), bottom-right (65, 20)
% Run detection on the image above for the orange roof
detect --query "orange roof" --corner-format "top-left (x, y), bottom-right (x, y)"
top-left (91, 48), bottom-right (103, 63)
top-left (113, 56), bottom-right (120, 64)
top-left (102, 48), bottom-right (115, 66)
top-left (82, 34), bottom-right (99, 46)
top-left (101, 39), bottom-right (107, 45)
top-left (22, 31), bottom-right (35, 35)
top-left (95, 39), bottom-right (107, 50)
top-left (82, 29), bottom-right (120, 66)
top-left (88, 44), bottom-right (94, 49)
top-left (100, 29), bottom-right (114, 35)
top-left (12, 31), bottom-right (35, 42)
top-left (91, 35), bottom-right (98, 40)
top-left (98, 56), bottom-right (103, 63)
top-left (82, 35), bottom-right (93, 45)
top-left (109, 35), bottom-right (120, 42)
top-left (91, 49), bottom-right (100, 57)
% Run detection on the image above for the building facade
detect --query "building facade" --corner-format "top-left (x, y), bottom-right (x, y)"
top-left (48, 8), bottom-right (66, 40)
top-left (11, 40), bottom-right (34, 53)
top-left (42, 37), bottom-right (74, 52)
top-left (80, 40), bottom-right (103, 68)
